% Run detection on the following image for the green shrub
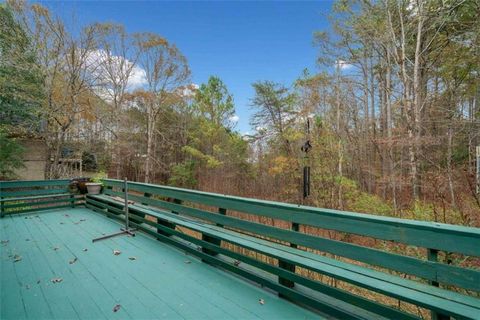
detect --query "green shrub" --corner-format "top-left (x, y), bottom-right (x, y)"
top-left (0, 131), bottom-right (25, 180)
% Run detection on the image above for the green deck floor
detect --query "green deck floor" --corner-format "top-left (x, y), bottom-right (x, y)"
top-left (0, 207), bottom-right (322, 320)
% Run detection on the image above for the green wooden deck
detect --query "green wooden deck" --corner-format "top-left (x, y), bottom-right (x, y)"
top-left (0, 207), bottom-right (322, 320)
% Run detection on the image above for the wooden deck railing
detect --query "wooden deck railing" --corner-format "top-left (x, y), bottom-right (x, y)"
top-left (0, 179), bottom-right (83, 217)
top-left (83, 179), bottom-right (480, 320)
top-left (2, 178), bottom-right (479, 319)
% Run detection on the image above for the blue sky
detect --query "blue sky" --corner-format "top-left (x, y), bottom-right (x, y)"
top-left (41, 1), bottom-right (333, 134)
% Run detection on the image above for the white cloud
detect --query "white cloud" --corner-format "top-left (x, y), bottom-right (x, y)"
top-left (335, 60), bottom-right (353, 70)
top-left (229, 115), bottom-right (239, 123)
top-left (178, 83), bottom-right (199, 97)
top-left (128, 66), bottom-right (148, 89)
top-left (87, 49), bottom-right (147, 91)
top-left (255, 126), bottom-right (268, 135)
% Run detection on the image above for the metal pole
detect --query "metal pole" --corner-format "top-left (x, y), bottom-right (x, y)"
top-left (124, 177), bottom-right (129, 229)
top-left (92, 177), bottom-right (136, 242)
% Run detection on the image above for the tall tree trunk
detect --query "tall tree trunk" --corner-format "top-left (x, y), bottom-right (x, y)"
top-left (411, 0), bottom-right (424, 201)
top-left (115, 142), bottom-right (121, 179)
top-left (335, 65), bottom-right (343, 209)
top-left (446, 125), bottom-right (457, 210)
top-left (145, 106), bottom-right (154, 183)
top-left (385, 51), bottom-right (397, 214)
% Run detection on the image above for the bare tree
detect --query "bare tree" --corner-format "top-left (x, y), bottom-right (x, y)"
top-left (13, 3), bottom-right (99, 178)
top-left (93, 23), bottom-right (140, 178)
top-left (135, 33), bottom-right (190, 182)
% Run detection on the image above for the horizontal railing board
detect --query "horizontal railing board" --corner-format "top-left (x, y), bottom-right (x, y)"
top-left (86, 196), bottom-right (480, 319)
top-left (103, 179), bottom-right (480, 256)
top-left (87, 198), bottom-right (124, 215)
top-left (86, 198), bottom-right (417, 320)
top-left (0, 193), bottom-right (72, 203)
top-left (0, 188), bottom-right (71, 198)
top-left (3, 196), bottom-right (77, 209)
top-left (0, 179), bottom-right (71, 189)
top-left (4, 203), bottom-right (81, 215)
top-left (99, 190), bottom-right (480, 292)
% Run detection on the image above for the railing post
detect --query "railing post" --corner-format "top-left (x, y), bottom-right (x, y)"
top-left (142, 192), bottom-right (151, 205)
top-left (70, 181), bottom-right (75, 208)
top-left (157, 198), bottom-right (178, 237)
top-left (202, 207), bottom-right (226, 256)
top-left (427, 249), bottom-right (450, 320)
top-left (278, 222), bottom-right (298, 290)
top-left (0, 182), bottom-right (4, 218)
top-left (69, 180), bottom-right (75, 208)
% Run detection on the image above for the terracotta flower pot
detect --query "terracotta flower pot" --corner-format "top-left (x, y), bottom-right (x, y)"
top-left (85, 183), bottom-right (102, 195)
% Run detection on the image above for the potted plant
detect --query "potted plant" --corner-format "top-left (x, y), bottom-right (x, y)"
top-left (85, 171), bottom-right (106, 194)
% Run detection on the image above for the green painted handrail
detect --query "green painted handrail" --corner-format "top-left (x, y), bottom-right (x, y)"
top-left (86, 179), bottom-right (480, 319)
top-left (0, 179), bottom-right (71, 189)
top-left (100, 187), bottom-right (480, 293)
top-left (103, 179), bottom-right (480, 256)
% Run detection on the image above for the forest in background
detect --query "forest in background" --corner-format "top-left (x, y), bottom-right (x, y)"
top-left (1, 0), bottom-right (479, 228)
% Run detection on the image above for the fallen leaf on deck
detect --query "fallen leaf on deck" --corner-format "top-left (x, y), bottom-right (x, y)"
top-left (259, 299), bottom-right (265, 305)
top-left (113, 250), bottom-right (121, 255)
top-left (113, 304), bottom-right (121, 312)
top-left (13, 255), bottom-right (22, 262)
top-left (51, 278), bottom-right (63, 283)
top-left (233, 260), bottom-right (241, 266)
top-left (69, 257), bottom-right (78, 264)
top-left (184, 260), bottom-right (191, 264)
top-left (128, 257), bottom-right (136, 261)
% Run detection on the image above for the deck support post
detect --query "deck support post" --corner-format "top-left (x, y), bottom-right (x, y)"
top-left (278, 222), bottom-right (298, 290)
top-left (428, 249), bottom-right (450, 320)
top-left (143, 192), bottom-right (152, 205)
top-left (104, 185), bottom-right (113, 217)
top-left (0, 182), bottom-right (4, 218)
top-left (157, 198), bottom-right (179, 237)
top-left (202, 207), bottom-right (226, 256)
